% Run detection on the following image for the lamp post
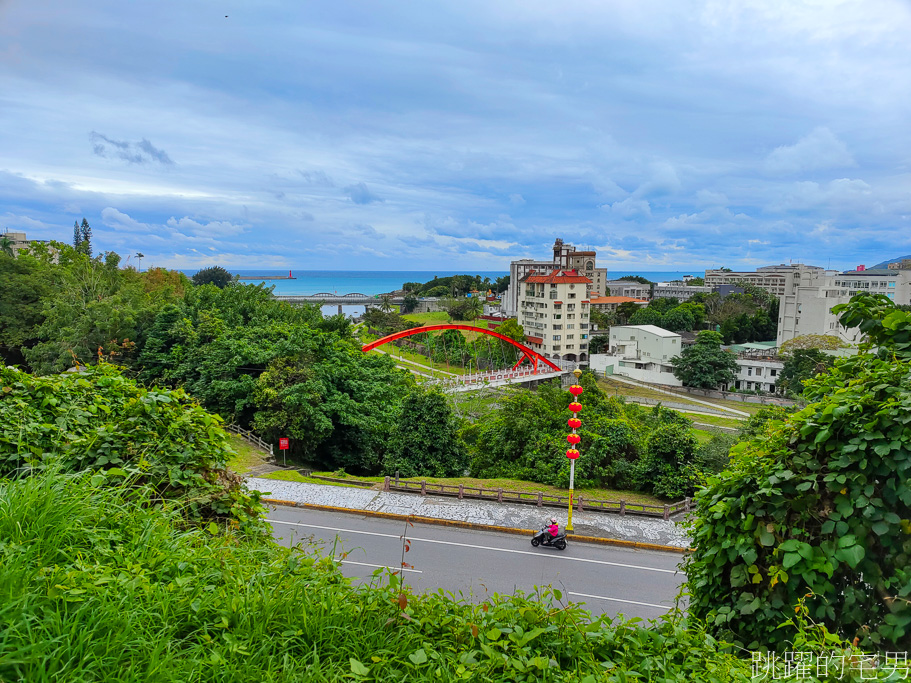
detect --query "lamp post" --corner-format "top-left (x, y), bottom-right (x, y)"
top-left (566, 368), bottom-right (584, 532)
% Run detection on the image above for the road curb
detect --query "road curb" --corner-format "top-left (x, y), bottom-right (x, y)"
top-left (261, 497), bottom-right (690, 554)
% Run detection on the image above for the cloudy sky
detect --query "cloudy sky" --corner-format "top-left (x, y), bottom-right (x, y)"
top-left (1, 0), bottom-right (910, 272)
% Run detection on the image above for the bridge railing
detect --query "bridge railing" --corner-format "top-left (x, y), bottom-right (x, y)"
top-left (226, 424), bottom-right (273, 457)
top-left (431, 367), bottom-right (565, 387)
top-left (382, 478), bottom-right (690, 520)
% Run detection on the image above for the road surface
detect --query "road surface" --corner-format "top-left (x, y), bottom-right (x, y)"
top-left (266, 505), bottom-right (687, 621)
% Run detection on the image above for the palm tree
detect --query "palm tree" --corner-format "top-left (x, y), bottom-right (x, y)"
top-left (135, 252), bottom-right (145, 272)
top-left (379, 294), bottom-right (394, 313)
top-left (0, 236), bottom-right (14, 258)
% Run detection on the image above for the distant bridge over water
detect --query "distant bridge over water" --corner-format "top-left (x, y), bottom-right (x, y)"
top-left (273, 292), bottom-right (402, 306)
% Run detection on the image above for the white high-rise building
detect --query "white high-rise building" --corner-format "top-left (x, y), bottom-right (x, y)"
top-left (517, 268), bottom-right (592, 363)
top-left (777, 267), bottom-right (911, 346)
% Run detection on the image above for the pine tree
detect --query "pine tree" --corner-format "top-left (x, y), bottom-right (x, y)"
top-left (73, 221), bottom-right (81, 249)
top-left (79, 218), bottom-right (92, 257)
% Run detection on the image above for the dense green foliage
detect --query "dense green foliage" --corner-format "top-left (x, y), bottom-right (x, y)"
top-left (465, 375), bottom-right (725, 498)
top-left (0, 472), bottom-right (763, 682)
top-left (384, 387), bottom-right (468, 478)
top-left (623, 298), bottom-right (704, 333)
top-left (0, 364), bottom-right (262, 528)
top-left (670, 331), bottom-right (739, 389)
top-left (401, 273), bottom-right (506, 297)
top-left (439, 295), bottom-right (483, 321)
top-left (686, 294), bottom-right (911, 650)
top-left (779, 333), bottom-right (845, 353)
top-left (138, 284), bottom-right (412, 473)
top-left (687, 286), bottom-right (779, 343)
top-left (192, 265), bottom-right (235, 288)
top-left (9, 244), bottom-right (188, 374)
top-left (618, 275), bottom-right (652, 285)
top-left (777, 348), bottom-right (834, 397)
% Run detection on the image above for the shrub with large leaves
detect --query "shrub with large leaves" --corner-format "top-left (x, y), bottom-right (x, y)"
top-left (0, 364), bottom-right (262, 529)
top-left (685, 294), bottom-right (911, 649)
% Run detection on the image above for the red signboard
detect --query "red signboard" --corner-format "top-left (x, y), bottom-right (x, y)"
top-left (279, 438), bottom-right (289, 450)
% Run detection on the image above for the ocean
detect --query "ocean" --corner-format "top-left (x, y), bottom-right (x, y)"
top-left (193, 269), bottom-right (704, 316)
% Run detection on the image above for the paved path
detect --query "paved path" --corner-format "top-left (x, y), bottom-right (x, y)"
top-left (267, 506), bottom-right (686, 621)
top-left (247, 477), bottom-right (690, 548)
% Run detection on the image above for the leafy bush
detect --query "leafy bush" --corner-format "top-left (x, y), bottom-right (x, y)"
top-left (635, 423), bottom-right (700, 499)
top-left (0, 364), bottom-right (262, 528)
top-left (685, 294), bottom-right (911, 650)
top-left (384, 387), bottom-right (468, 478)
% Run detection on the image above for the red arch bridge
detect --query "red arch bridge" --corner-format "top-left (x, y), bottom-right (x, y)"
top-left (361, 324), bottom-right (568, 391)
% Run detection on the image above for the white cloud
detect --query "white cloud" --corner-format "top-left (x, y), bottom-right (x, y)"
top-left (605, 198), bottom-right (652, 219)
top-left (764, 127), bottom-right (855, 175)
top-left (166, 216), bottom-right (246, 237)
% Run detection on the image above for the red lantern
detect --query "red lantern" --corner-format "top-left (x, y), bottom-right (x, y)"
top-left (569, 384), bottom-right (584, 397)
top-left (566, 433), bottom-right (580, 445)
top-left (568, 402), bottom-right (582, 413)
top-left (567, 417), bottom-right (581, 429)
top-left (566, 449), bottom-right (580, 460)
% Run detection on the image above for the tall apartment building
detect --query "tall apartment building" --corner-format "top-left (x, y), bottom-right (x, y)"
top-left (777, 267), bottom-right (911, 346)
top-left (503, 238), bottom-right (607, 315)
top-left (705, 264), bottom-right (828, 297)
top-left (518, 269), bottom-right (592, 363)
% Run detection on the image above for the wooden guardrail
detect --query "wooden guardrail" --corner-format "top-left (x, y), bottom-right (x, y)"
top-left (382, 478), bottom-right (690, 520)
top-left (226, 424), bottom-right (273, 457)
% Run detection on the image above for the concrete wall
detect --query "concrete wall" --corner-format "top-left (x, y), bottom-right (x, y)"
top-left (590, 354), bottom-right (683, 386)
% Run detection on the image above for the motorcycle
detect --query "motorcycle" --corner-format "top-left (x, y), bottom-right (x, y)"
top-left (530, 525), bottom-right (567, 551)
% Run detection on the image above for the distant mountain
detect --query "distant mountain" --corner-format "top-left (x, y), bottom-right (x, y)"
top-left (869, 255), bottom-right (911, 270)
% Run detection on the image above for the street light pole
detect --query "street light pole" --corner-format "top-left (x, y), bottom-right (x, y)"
top-left (565, 368), bottom-right (583, 533)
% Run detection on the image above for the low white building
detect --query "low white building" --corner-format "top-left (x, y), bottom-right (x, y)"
top-left (589, 324), bottom-right (683, 385)
top-left (733, 358), bottom-right (783, 393)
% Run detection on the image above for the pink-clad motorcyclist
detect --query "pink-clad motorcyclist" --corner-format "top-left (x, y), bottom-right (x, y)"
top-left (547, 517), bottom-right (559, 537)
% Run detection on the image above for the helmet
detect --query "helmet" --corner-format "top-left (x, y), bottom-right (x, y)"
top-left (550, 518), bottom-right (557, 524)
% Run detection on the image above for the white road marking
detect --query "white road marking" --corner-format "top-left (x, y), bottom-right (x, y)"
top-left (338, 559), bottom-right (422, 574)
top-left (267, 518), bottom-right (679, 575)
top-left (568, 591), bottom-right (670, 610)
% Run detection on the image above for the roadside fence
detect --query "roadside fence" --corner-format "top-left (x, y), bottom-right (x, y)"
top-left (382, 477), bottom-right (690, 520)
top-left (226, 424), bottom-right (273, 457)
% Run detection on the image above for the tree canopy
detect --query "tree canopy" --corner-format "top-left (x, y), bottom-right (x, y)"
top-left (191, 265), bottom-right (235, 288)
top-left (670, 331), bottom-right (738, 389)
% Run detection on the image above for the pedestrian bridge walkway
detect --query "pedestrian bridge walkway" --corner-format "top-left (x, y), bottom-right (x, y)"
top-left (430, 368), bottom-right (567, 392)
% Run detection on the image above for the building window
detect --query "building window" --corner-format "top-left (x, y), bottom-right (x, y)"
top-left (567, 324), bottom-right (574, 329)
top-left (553, 335), bottom-right (561, 341)
top-left (567, 335), bottom-right (574, 340)
top-left (770, 369), bottom-right (777, 377)
top-left (748, 368), bottom-right (753, 376)
top-left (549, 290), bottom-right (557, 299)
top-left (568, 293), bottom-right (576, 299)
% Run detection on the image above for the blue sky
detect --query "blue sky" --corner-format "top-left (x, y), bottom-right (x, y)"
top-left (1, 0), bottom-right (910, 272)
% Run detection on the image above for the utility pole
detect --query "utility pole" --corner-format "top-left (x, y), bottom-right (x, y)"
top-left (565, 368), bottom-right (583, 532)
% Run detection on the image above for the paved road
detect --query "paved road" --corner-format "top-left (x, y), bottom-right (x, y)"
top-left (266, 505), bottom-right (687, 621)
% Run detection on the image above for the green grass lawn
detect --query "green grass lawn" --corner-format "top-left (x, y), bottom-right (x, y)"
top-left (226, 434), bottom-right (270, 474)
top-left (682, 412), bottom-right (745, 430)
top-left (597, 377), bottom-right (762, 417)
